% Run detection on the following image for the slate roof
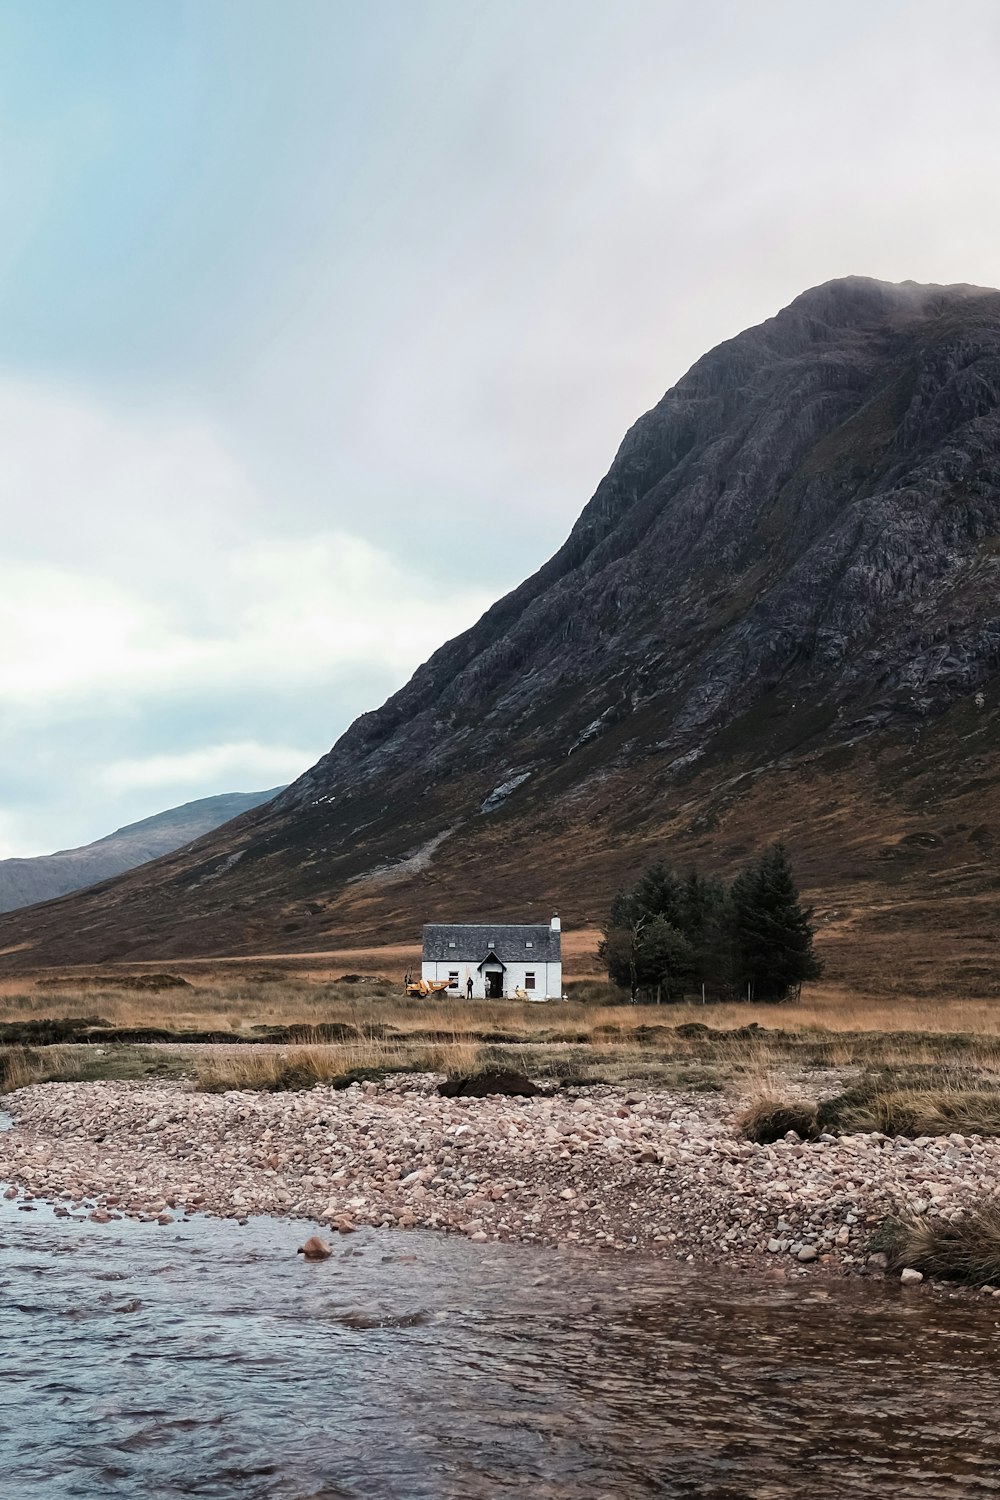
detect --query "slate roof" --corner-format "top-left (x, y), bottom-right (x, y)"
top-left (422, 922), bottom-right (561, 963)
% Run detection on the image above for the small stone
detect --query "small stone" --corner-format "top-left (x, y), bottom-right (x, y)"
top-left (900, 1267), bottom-right (924, 1285)
top-left (797, 1246), bottom-right (818, 1263)
top-left (559, 1187), bottom-right (577, 1201)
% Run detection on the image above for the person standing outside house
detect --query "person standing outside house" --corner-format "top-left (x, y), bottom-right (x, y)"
top-left (466, 975), bottom-right (474, 1000)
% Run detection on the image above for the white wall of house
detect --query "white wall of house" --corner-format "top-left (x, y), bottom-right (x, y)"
top-left (421, 958), bottom-right (562, 1000)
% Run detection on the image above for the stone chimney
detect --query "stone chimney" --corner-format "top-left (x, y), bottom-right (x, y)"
top-left (550, 912), bottom-right (561, 932)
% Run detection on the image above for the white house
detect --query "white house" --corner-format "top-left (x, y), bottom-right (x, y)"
top-left (421, 915), bottom-right (562, 1000)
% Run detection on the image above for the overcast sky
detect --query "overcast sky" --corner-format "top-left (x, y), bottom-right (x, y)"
top-left (2, 0), bottom-right (999, 856)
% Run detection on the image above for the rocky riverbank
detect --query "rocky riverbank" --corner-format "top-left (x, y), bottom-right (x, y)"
top-left (2, 1074), bottom-right (998, 1273)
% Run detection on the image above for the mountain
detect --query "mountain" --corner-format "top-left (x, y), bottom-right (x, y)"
top-left (0, 790), bottom-right (284, 913)
top-left (3, 276), bottom-right (1000, 993)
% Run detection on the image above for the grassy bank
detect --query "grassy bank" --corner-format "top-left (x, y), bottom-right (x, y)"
top-left (0, 1042), bottom-right (192, 1093)
top-left (7, 1028), bottom-right (1000, 1109)
top-left (737, 1064), bottom-right (1000, 1143)
top-left (5, 970), bottom-right (1000, 1103)
top-left (5, 969), bottom-right (1000, 1038)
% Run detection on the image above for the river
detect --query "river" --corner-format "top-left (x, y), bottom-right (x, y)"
top-left (2, 1194), bottom-right (999, 1499)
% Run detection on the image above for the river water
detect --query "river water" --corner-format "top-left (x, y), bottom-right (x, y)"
top-left (2, 1198), bottom-right (999, 1499)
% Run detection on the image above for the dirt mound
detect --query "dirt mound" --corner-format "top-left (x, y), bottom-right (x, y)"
top-left (438, 1069), bottom-right (543, 1099)
top-left (36, 972), bottom-right (190, 991)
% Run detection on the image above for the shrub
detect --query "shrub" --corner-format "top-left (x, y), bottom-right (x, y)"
top-left (737, 1095), bottom-right (818, 1143)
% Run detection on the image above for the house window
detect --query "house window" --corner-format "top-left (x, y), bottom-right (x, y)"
top-left (448, 971), bottom-right (459, 989)
top-left (524, 971), bottom-right (536, 990)
top-left (448, 941), bottom-right (456, 948)
top-left (525, 941), bottom-right (533, 948)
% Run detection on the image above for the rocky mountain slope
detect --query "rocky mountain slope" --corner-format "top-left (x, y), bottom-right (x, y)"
top-left (0, 789), bottom-right (283, 912)
top-left (3, 276), bottom-right (1000, 992)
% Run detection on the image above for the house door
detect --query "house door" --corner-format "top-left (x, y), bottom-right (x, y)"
top-left (485, 969), bottom-right (503, 999)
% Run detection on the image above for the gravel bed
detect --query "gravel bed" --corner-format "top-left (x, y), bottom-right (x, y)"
top-left (2, 1075), bottom-right (998, 1275)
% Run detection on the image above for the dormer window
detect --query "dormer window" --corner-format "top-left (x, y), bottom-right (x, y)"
top-left (525, 941), bottom-right (533, 948)
top-left (448, 941), bottom-right (456, 948)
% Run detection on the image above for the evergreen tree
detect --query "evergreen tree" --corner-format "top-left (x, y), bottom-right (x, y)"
top-left (600, 863), bottom-right (718, 999)
top-left (636, 915), bottom-right (693, 1001)
top-left (598, 909), bottom-right (692, 1001)
top-left (601, 846), bottom-right (820, 1003)
top-left (598, 891), bottom-right (646, 999)
top-left (678, 869), bottom-right (734, 997)
top-left (731, 843), bottom-right (821, 1001)
top-left (632, 860), bottom-right (684, 928)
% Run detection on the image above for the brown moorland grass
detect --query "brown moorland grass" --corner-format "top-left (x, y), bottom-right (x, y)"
top-left (193, 1038), bottom-right (487, 1093)
top-left (0, 1042), bottom-right (191, 1093)
top-left (735, 1066), bottom-right (1000, 1144)
top-left (5, 973), bottom-right (1000, 1037)
top-left (821, 1082), bottom-right (1000, 1138)
top-left (6, 970), bottom-right (1000, 1092)
top-left (878, 1199), bottom-right (1000, 1285)
top-left (0, 1044), bottom-right (38, 1093)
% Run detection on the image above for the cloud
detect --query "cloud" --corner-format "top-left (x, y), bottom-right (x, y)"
top-left (0, 378), bottom-right (502, 853)
top-left (0, 531), bottom-right (493, 710)
top-left (97, 742), bottom-right (311, 793)
top-left (0, 376), bottom-right (259, 581)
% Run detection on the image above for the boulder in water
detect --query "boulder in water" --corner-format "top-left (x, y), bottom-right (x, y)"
top-left (297, 1235), bottom-right (332, 1260)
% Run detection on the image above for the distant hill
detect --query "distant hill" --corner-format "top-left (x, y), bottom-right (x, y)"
top-left (2, 276), bottom-right (1000, 995)
top-left (0, 789), bottom-right (284, 912)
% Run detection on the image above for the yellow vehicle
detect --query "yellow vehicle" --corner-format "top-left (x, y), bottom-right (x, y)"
top-left (404, 977), bottom-right (452, 998)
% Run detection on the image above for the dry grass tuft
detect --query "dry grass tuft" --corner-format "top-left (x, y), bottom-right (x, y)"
top-left (422, 1040), bottom-right (483, 1077)
top-left (817, 1067), bottom-right (1000, 1138)
top-left (0, 1044), bottom-right (41, 1093)
top-left (878, 1199), bottom-right (1000, 1285)
top-left (736, 1094), bottom-right (819, 1144)
top-left (563, 978), bottom-right (623, 1005)
top-left (195, 1041), bottom-right (397, 1093)
top-left (831, 1087), bottom-right (1000, 1138)
top-left (193, 1036), bottom-right (485, 1092)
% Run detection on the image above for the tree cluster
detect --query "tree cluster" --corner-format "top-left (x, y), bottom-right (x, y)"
top-left (598, 843), bottom-right (822, 1003)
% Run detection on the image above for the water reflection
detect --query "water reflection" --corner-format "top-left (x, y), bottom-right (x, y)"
top-left (1, 1199), bottom-right (998, 1498)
